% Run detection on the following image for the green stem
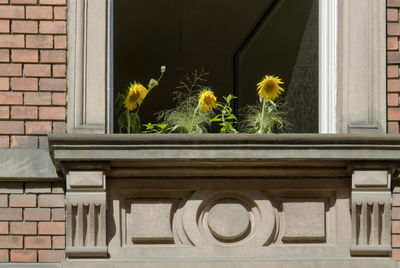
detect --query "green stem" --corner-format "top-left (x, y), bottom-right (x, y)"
top-left (189, 105), bottom-right (200, 133)
top-left (126, 109), bottom-right (130, 134)
top-left (259, 98), bottom-right (266, 133)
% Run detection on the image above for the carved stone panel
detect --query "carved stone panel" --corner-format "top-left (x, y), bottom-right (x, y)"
top-left (282, 199), bottom-right (326, 242)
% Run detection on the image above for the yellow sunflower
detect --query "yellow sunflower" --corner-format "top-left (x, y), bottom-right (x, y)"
top-left (199, 89), bottom-right (217, 112)
top-left (124, 83), bottom-right (148, 111)
top-left (257, 75), bottom-right (284, 101)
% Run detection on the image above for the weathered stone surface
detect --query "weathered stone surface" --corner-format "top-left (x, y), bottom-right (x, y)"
top-left (282, 200), bottom-right (325, 242)
top-left (68, 171), bottom-right (103, 188)
top-left (208, 200), bottom-right (250, 241)
top-left (353, 170), bottom-right (389, 188)
top-left (129, 199), bottom-right (174, 243)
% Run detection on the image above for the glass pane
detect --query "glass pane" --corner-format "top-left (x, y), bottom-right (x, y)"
top-left (114, 0), bottom-right (319, 132)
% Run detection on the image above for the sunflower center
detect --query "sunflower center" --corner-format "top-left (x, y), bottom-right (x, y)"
top-left (129, 90), bottom-right (141, 102)
top-left (265, 81), bottom-right (275, 92)
top-left (203, 95), bottom-right (214, 105)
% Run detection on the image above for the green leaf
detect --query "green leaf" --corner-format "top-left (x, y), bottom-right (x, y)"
top-left (115, 92), bottom-right (125, 112)
top-left (130, 113), bottom-right (141, 133)
top-left (117, 110), bottom-right (128, 133)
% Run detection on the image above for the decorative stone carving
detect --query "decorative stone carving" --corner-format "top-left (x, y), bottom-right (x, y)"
top-left (66, 171), bottom-right (107, 257)
top-left (282, 199), bottom-right (326, 242)
top-left (350, 170), bottom-right (391, 256)
top-left (128, 199), bottom-right (176, 244)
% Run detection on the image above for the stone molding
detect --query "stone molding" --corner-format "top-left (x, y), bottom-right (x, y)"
top-left (65, 171), bottom-right (107, 257)
top-left (67, 0), bottom-right (111, 134)
top-left (337, 0), bottom-right (387, 133)
top-left (350, 170), bottom-right (391, 256)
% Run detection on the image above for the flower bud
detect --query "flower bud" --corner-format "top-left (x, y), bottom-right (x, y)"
top-left (148, 78), bottom-right (159, 89)
top-left (161, 66), bottom-right (166, 73)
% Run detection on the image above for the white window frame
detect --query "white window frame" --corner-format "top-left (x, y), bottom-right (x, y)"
top-left (67, 0), bottom-right (386, 134)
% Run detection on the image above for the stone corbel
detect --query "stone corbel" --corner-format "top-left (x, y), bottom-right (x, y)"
top-left (65, 171), bottom-right (107, 257)
top-left (350, 170), bottom-right (391, 256)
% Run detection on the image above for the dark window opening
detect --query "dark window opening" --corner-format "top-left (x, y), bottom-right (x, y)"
top-left (114, 0), bottom-right (319, 133)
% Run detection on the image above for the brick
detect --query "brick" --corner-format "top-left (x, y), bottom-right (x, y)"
top-left (388, 93), bottom-right (399, 107)
top-left (0, 208), bottom-right (22, 220)
top-left (52, 182), bottom-right (64, 193)
top-left (393, 220), bottom-right (400, 233)
top-left (0, 249), bottom-right (7, 262)
top-left (394, 194), bottom-right (400, 206)
top-left (39, 250), bottom-right (65, 263)
top-left (40, 21), bottom-right (66, 34)
top-left (0, 77), bottom-right (8, 90)
top-left (11, 0), bottom-right (38, 4)
top-left (0, 0), bottom-right (8, 3)
top-left (388, 23), bottom-right (400, 36)
top-left (394, 248), bottom-right (400, 260)
top-left (388, 52), bottom-right (400, 64)
top-left (52, 208), bottom-right (65, 221)
top-left (53, 122), bottom-right (65, 134)
top-left (9, 194), bottom-right (36, 207)
top-left (0, 34), bottom-right (23, 48)
top-left (11, 106), bottom-right (37, 119)
top-left (24, 92), bottom-right (51, 105)
top-left (40, 0), bottom-right (66, 4)
top-left (0, 236), bottom-right (22, 248)
top-left (11, 136), bottom-right (38, 148)
top-left (388, 65), bottom-right (399, 79)
top-left (39, 107), bottom-right (65, 120)
top-left (388, 79), bottom-right (400, 92)
top-left (0, 106), bottom-right (8, 119)
top-left (54, 36), bottom-right (66, 49)
top-left (40, 78), bottom-right (66, 91)
top-left (38, 222), bottom-right (64, 235)
top-left (52, 236), bottom-right (65, 249)
top-left (0, 121), bottom-right (23, 134)
top-left (0, 63), bottom-right (21, 76)
top-left (25, 208), bottom-right (50, 221)
top-left (25, 236), bottom-right (51, 249)
top-left (394, 207), bottom-right (400, 220)
top-left (0, 195), bottom-right (6, 207)
top-left (39, 136), bottom-right (48, 148)
top-left (388, 108), bottom-right (400, 121)
top-left (0, 136), bottom-right (8, 148)
top-left (0, 20), bottom-right (9, 33)
top-left (39, 194), bottom-right (64, 207)
top-left (388, 37), bottom-right (399, 51)
top-left (10, 250), bottom-right (36, 262)
top-left (394, 235), bottom-right (400, 247)
top-left (25, 121), bottom-right (51, 135)
top-left (11, 77), bottom-right (38, 91)
top-left (10, 222), bottom-right (37, 235)
top-left (26, 6), bottom-right (52, 20)
top-left (40, 50), bottom-right (66, 63)
top-left (0, 182), bottom-right (22, 193)
top-left (54, 6), bottom-right (66, 20)
top-left (388, 0), bottom-right (400, 8)
top-left (0, 92), bottom-right (21, 106)
top-left (12, 20), bottom-right (37, 34)
top-left (25, 182), bottom-right (51, 193)
top-left (0, 49), bottom-right (8, 62)
top-left (52, 92), bottom-right (66, 105)
top-left (388, 9), bottom-right (399, 22)
top-left (0, 6), bottom-right (24, 19)
top-left (24, 64), bottom-right (51, 77)
top-left (12, 49), bottom-right (38, 63)
top-left (26, 35), bottom-right (53, 49)
top-left (0, 222), bottom-right (7, 234)
top-left (52, 64), bottom-right (65, 78)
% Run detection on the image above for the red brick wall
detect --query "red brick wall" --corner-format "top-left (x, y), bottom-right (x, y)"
top-left (0, 0), bottom-right (67, 148)
top-left (388, 0), bottom-right (400, 133)
top-left (0, 182), bottom-right (65, 263)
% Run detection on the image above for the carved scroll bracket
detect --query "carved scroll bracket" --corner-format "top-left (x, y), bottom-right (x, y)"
top-left (351, 170), bottom-right (391, 256)
top-left (66, 171), bottom-right (107, 257)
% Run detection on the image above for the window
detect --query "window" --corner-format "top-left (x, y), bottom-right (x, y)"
top-left (114, 0), bottom-right (319, 133)
top-left (66, 0), bottom-right (386, 135)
